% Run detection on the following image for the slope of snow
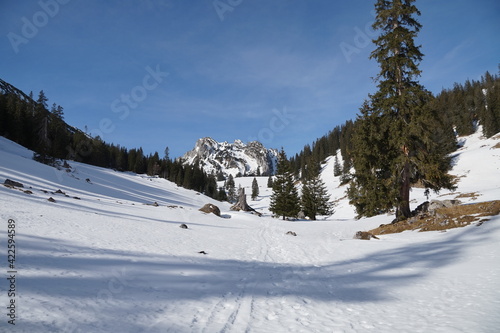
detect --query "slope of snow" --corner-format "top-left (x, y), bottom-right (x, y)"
top-left (0, 131), bottom-right (499, 332)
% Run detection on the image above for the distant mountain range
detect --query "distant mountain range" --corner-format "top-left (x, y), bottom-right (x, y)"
top-left (181, 137), bottom-right (278, 178)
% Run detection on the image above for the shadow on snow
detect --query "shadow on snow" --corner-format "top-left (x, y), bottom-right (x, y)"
top-left (10, 221), bottom-right (498, 330)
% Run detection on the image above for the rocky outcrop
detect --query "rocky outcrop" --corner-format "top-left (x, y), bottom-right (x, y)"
top-left (181, 138), bottom-right (278, 177)
top-left (4, 179), bottom-right (24, 188)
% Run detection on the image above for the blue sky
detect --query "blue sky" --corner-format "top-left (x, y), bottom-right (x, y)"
top-left (1, 0), bottom-right (499, 158)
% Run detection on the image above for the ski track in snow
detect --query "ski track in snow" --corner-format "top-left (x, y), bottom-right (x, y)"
top-left (0, 130), bottom-right (499, 332)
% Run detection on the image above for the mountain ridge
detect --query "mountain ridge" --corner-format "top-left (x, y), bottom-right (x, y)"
top-left (181, 137), bottom-right (278, 178)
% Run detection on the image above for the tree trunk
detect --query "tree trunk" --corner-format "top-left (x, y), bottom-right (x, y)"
top-left (397, 159), bottom-right (412, 220)
top-left (231, 188), bottom-right (262, 216)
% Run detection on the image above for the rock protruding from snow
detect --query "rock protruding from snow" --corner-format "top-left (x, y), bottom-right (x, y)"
top-left (181, 137), bottom-right (278, 178)
top-left (428, 199), bottom-right (462, 212)
top-left (199, 203), bottom-right (221, 217)
top-left (354, 231), bottom-right (379, 240)
top-left (4, 178), bottom-right (24, 188)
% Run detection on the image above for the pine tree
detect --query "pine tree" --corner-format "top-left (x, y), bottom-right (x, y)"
top-left (482, 72), bottom-right (500, 137)
top-left (269, 148), bottom-right (300, 220)
top-left (251, 177), bottom-right (259, 200)
top-left (340, 153), bottom-right (353, 185)
top-left (267, 175), bottom-right (274, 188)
top-left (217, 186), bottom-right (228, 201)
top-left (349, 0), bottom-right (455, 220)
top-left (333, 154), bottom-right (342, 177)
top-left (34, 91), bottom-right (52, 163)
top-left (204, 174), bottom-right (218, 198)
top-left (226, 174), bottom-right (237, 203)
top-left (301, 158), bottom-right (333, 220)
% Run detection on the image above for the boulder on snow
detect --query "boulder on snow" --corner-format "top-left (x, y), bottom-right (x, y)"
top-left (428, 199), bottom-right (462, 213)
top-left (4, 179), bottom-right (24, 188)
top-left (179, 223), bottom-right (188, 229)
top-left (286, 231), bottom-right (297, 236)
top-left (199, 203), bottom-right (221, 217)
top-left (354, 231), bottom-right (379, 240)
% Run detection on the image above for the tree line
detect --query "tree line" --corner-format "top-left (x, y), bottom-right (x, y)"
top-left (289, 0), bottom-right (499, 222)
top-left (0, 80), bottom-right (224, 200)
top-left (292, 69), bottom-right (500, 181)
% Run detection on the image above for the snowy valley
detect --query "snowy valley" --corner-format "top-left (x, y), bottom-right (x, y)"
top-left (0, 129), bottom-right (499, 332)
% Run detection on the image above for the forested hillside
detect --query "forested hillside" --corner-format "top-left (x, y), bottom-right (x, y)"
top-left (0, 79), bottom-right (224, 200)
top-left (291, 70), bottom-right (500, 177)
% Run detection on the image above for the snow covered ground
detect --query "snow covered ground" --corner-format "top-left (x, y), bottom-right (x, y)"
top-left (0, 130), bottom-right (499, 332)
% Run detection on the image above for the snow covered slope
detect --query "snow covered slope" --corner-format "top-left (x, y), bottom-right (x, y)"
top-left (0, 130), bottom-right (499, 332)
top-left (181, 138), bottom-right (278, 177)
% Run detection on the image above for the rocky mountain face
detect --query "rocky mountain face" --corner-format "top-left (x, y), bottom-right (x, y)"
top-left (181, 138), bottom-right (278, 178)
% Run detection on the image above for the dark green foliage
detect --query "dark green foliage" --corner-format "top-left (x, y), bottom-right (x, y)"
top-left (340, 152), bottom-right (353, 186)
top-left (251, 177), bottom-right (259, 200)
top-left (226, 174), bottom-right (237, 203)
top-left (0, 79), bottom-right (223, 201)
top-left (347, 102), bottom-right (397, 217)
top-left (333, 155), bottom-right (342, 177)
top-left (349, 0), bottom-right (456, 220)
top-left (300, 157), bottom-right (333, 220)
top-left (204, 174), bottom-right (218, 198)
top-left (267, 175), bottom-right (274, 188)
top-left (291, 121), bottom-right (355, 178)
top-left (432, 71), bottom-right (500, 138)
top-left (217, 186), bottom-right (228, 201)
top-left (269, 149), bottom-right (300, 220)
top-left (481, 71), bottom-right (500, 137)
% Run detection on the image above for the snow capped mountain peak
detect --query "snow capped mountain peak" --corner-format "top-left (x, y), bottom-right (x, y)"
top-left (181, 137), bottom-right (278, 177)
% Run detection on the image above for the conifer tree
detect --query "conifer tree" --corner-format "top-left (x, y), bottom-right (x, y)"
top-left (34, 91), bottom-right (52, 163)
top-left (251, 177), bottom-right (259, 200)
top-left (333, 154), bottom-right (342, 177)
top-left (269, 148), bottom-right (300, 220)
top-left (301, 157), bottom-right (333, 220)
top-left (267, 175), bottom-right (274, 188)
top-left (349, 0), bottom-right (455, 220)
top-left (204, 174), bottom-right (218, 198)
top-left (226, 174), bottom-right (236, 203)
top-left (483, 71), bottom-right (500, 137)
top-left (217, 186), bottom-right (228, 202)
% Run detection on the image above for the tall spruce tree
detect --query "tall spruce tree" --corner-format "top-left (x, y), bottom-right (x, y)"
top-left (349, 0), bottom-right (455, 220)
top-left (226, 174), bottom-right (237, 203)
top-left (267, 175), bottom-right (274, 188)
top-left (251, 177), bottom-right (259, 200)
top-left (269, 148), bottom-right (300, 220)
top-left (333, 154), bottom-right (342, 177)
top-left (301, 157), bottom-right (333, 220)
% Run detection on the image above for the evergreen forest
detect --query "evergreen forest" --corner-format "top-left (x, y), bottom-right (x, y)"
top-left (291, 69), bottom-right (500, 178)
top-left (0, 78), bottom-right (224, 201)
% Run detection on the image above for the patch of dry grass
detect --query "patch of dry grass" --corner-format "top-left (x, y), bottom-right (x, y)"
top-left (455, 192), bottom-right (481, 200)
top-left (370, 200), bottom-right (500, 235)
top-left (493, 142), bottom-right (500, 149)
